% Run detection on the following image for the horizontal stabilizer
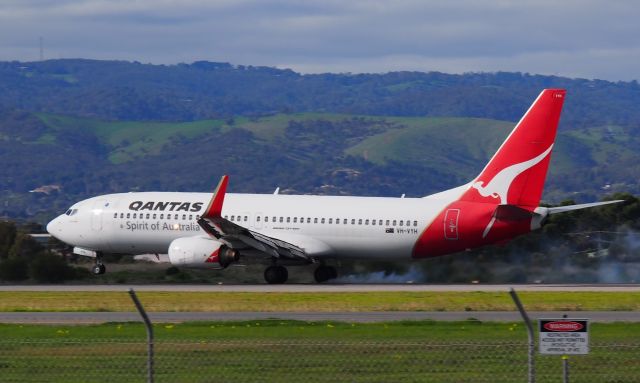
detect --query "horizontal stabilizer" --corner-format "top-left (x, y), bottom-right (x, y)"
top-left (547, 200), bottom-right (624, 215)
top-left (494, 204), bottom-right (537, 221)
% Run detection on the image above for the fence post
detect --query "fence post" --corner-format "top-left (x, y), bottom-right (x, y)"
top-left (509, 288), bottom-right (535, 383)
top-left (129, 288), bottom-right (154, 383)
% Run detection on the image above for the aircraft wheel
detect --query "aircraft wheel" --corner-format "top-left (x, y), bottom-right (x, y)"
top-left (264, 265), bottom-right (288, 284)
top-left (314, 265), bottom-right (337, 283)
top-left (92, 264), bottom-right (106, 275)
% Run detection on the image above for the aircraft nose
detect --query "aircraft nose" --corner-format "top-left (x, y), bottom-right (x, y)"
top-left (46, 216), bottom-right (62, 237)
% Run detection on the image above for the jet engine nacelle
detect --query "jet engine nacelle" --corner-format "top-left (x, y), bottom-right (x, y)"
top-left (168, 236), bottom-right (239, 269)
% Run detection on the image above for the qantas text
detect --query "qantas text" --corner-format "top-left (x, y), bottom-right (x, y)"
top-left (129, 201), bottom-right (203, 212)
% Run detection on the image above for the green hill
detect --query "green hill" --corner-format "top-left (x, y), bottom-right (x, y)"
top-left (1, 109), bottom-right (638, 221)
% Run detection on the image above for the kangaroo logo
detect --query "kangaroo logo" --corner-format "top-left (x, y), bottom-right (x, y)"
top-left (471, 144), bottom-right (553, 205)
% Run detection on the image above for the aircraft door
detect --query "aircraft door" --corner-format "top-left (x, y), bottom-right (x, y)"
top-left (90, 199), bottom-right (107, 232)
top-left (443, 209), bottom-right (460, 240)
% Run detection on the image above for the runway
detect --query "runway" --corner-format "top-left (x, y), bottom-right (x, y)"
top-left (1, 284), bottom-right (639, 292)
top-left (0, 311), bottom-right (637, 324)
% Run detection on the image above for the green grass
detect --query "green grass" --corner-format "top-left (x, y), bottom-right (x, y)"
top-left (35, 113), bottom-right (226, 163)
top-left (345, 117), bottom-right (513, 177)
top-left (1, 291), bottom-right (639, 312)
top-left (0, 321), bottom-right (638, 382)
top-left (0, 320), bottom-right (636, 342)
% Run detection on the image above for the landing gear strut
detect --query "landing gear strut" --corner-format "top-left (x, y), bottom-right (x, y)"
top-left (92, 254), bottom-right (106, 275)
top-left (264, 265), bottom-right (288, 284)
top-left (314, 265), bottom-right (337, 283)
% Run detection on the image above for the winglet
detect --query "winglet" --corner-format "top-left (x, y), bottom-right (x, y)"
top-left (203, 175), bottom-right (229, 219)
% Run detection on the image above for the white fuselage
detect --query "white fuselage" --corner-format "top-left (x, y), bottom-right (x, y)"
top-left (47, 188), bottom-right (465, 260)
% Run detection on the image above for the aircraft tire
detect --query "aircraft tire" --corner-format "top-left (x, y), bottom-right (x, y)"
top-left (264, 265), bottom-right (288, 284)
top-left (92, 264), bottom-right (106, 275)
top-left (314, 265), bottom-right (337, 283)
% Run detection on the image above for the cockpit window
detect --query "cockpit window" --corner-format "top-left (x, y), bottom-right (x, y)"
top-left (65, 209), bottom-right (79, 216)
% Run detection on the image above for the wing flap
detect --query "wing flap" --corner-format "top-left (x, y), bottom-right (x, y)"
top-left (198, 176), bottom-right (309, 261)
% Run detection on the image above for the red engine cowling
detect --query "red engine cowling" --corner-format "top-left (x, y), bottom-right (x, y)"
top-left (168, 236), bottom-right (239, 269)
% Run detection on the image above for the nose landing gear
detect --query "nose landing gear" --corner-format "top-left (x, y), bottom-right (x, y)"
top-left (91, 253), bottom-right (106, 275)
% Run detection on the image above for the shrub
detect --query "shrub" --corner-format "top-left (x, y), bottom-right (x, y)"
top-left (0, 256), bottom-right (29, 281)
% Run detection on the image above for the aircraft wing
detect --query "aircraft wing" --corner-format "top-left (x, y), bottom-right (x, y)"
top-left (197, 176), bottom-right (309, 261)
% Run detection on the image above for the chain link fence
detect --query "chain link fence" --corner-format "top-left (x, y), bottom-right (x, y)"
top-left (1, 338), bottom-right (639, 382)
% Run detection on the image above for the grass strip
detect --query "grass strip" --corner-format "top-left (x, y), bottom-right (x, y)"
top-left (0, 291), bottom-right (639, 312)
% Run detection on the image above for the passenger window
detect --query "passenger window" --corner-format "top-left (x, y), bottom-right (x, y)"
top-left (174, 214), bottom-right (178, 220)
top-left (314, 218), bottom-right (318, 224)
top-left (146, 214), bottom-right (150, 219)
top-left (224, 215), bottom-right (228, 219)
top-left (328, 218), bottom-right (332, 224)
top-left (321, 218), bottom-right (325, 224)
top-left (257, 216), bottom-right (261, 222)
top-left (386, 220), bottom-right (390, 226)
top-left (307, 218), bottom-right (311, 223)
top-left (379, 220), bottom-right (383, 226)
top-left (406, 220), bottom-right (411, 226)
top-left (293, 217), bottom-right (297, 223)
top-left (196, 215), bottom-right (200, 220)
top-left (287, 217), bottom-right (290, 223)
top-left (265, 216), bottom-right (269, 222)
top-left (343, 219), bottom-right (347, 224)
top-left (113, 213), bottom-right (117, 218)
top-left (300, 217), bottom-right (304, 223)
top-left (365, 219), bottom-right (369, 225)
top-left (133, 213), bottom-right (137, 219)
top-left (189, 215), bottom-right (192, 220)
top-left (351, 219), bottom-right (355, 225)
top-left (152, 214), bottom-right (156, 219)
top-left (393, 220), bottom-right (397, 226)
top-left (358, 219), bottom-right (362, 225)
top-left (399, 220), bottom-right (404, 226)
top-left (336, 218), bottom-right (340, 224)
top-left (372, 220), bottom-right (376, 226)
top-left (279, 217), bottom-right (283, 223)
top-left (231, 215), bottom-right (235, 221)
top-left (413, 220), bottom-right (418, 227)
top-left (120, 213), bottom-right (124, 219)
top-left (244, 216), bottom-right (248, 222)
top-left (127, 213), bottom-right (130, 219)
top-left (273, 216), bottom-right (276, 222)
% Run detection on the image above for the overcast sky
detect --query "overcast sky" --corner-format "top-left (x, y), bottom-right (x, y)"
top-left (1, 0), bottom-right (639, 81)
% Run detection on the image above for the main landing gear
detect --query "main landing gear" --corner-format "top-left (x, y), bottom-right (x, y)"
top-left (262, 263), bottom-right (338, 284)
top-left (314, 265), bottom-right (337, 283)
top-left (91, 253), bottom-right (106, 275)
top-left (264, 265), bottom-right (288, 284)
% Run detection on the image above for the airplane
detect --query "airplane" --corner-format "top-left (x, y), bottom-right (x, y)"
top-left (46, 89), bottom-right (622, 283)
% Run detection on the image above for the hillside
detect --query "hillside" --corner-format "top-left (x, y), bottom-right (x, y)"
top-left (1, 59), bottom-right (640, 128)
top-left (1, 109), bottom-right (637, 222)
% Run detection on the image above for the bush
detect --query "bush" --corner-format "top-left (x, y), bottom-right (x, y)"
top-left (0, 256), bottom-right (29, 281)
top-left (28, 254), bottom-right (76, 283)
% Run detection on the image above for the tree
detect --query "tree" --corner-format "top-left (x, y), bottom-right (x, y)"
top-left (0, 221), bottom-right (17, 259)
top-left (28, 254), bottom-right (76, 283)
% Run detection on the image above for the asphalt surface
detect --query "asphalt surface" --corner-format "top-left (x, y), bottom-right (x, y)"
top-left (1, 284), bottom-right (639, 292)
top-left (0, 311), bottom-right (637, 324)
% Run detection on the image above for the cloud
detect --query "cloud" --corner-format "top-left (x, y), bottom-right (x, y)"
top-left (0, 0), bottom-right (638, 81)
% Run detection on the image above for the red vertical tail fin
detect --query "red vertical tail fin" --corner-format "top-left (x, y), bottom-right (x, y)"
top-left (460, 89), bottom-right (566, 208)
